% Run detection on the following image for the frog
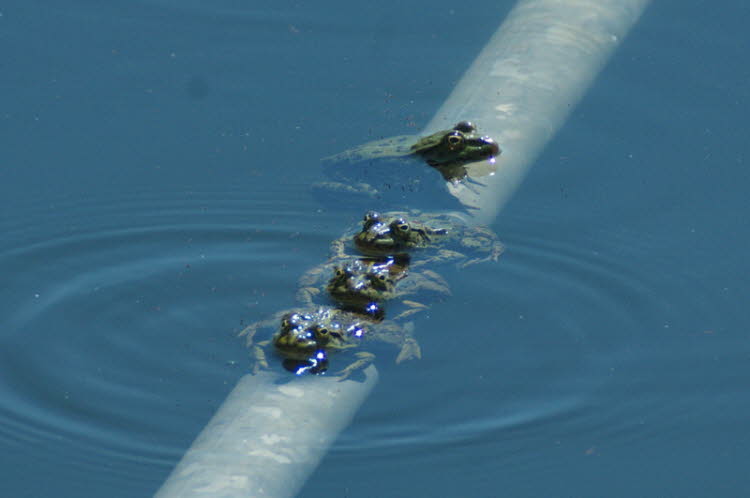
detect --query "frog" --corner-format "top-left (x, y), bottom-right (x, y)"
top-left (331, 210), bottom-right (505, 268)
top-left (352, 210), bottom-right (446, 256)
top-left (324, 256), bottom-right (409, 314)
top-left (296, 255), bottom-right (405, 316)
top-left (313, 121), bottom-right (501, 207)
top-left (239, 306), bottom-right (420, 380)
top-left (331, 256), bottom-right (452, 319)
top-left (322, 121), bottom-right (500, 183)
top-left (296, 253), bottom-right (451, 321)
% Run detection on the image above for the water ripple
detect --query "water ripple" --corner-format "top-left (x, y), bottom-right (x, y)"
top-left (0, 187), bottom-right (344, 477)
top-left (333, 207), bottom-right (740, 467)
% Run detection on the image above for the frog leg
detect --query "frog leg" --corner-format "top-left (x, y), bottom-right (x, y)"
top-left (413, 248), bottom-right (464, 267)
top-left (465, 175), bottom-right (488, 188)
top-left (390, 270), bottom-right (451, 320)
top-left (414, 270), bottom-right (452, 296)
top-left (238, 318), bottom-right (271, 347)
top-left (334, 351), bottom-right (376, 381)
top-left (451, 175), bottom-right (484, 196)
top-left (297, 265), bottom-right (325, 288)
top-left (457, 241), bottom-right (505, 268)
top-left (431, 162), bottom-right (468, 184)
top-left (238, 310), bottom-right (288, 347)
top-left (492, 241), bottom-right (505, 261)
top-left (374, 321), bottom-right (421, 363)
top-left (455, 228), bottom-right (505, 267)
top-left (458, 256), bottom-right (487, 268)
top-left (409, 259), bottom-right (431, 270)
top-left (391, 300), bottom-right (429, 320)
top-left (295, 286), bottom-right (320, 306)
top-left (328, 237), bottom-right (348, 259)
top-left (252, 339), bottom-right (271, 374)
top-left (238, 323), bottom-right (259, 345)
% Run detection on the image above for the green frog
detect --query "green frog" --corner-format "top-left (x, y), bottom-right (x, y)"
top-left (313, 121), bottom-right (501, 206)
top-left (240, 306), bottom-right (420, 379)
top-left (296, 256), bottom-right (404, 316)
top-left (325, 256), bottom-right (409, 313)
top-left (297, 254), bottom-right (450, 320)
top-left (352, 210), bottom-right (445, 256)
top-left (332, 210), bottom-right (504, 268)
top-left (322, 121), bottom-right (500, 183)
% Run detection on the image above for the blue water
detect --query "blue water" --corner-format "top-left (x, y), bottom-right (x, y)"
top-left (2, 1), bottom-right (749, 496)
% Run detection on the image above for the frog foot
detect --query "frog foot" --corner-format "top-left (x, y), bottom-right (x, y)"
top-left (252, 340), bottom-right (271, 374)
top-left (458, 175), bottom-right (488, 195)
top-left (395, 336), bottom-right (422, 363)
top-left (456, 242), bottom-right (505, 268)
top-left (391, 300), bottom-right (429, 320)
top-left (334, 351), bottom-right (376, 381)
top-left (415, 269), bottom-right (452, 295)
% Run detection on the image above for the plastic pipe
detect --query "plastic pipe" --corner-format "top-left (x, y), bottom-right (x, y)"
top-left (435, 0), bottom-right (650, 223)
top-left (154, 367), bottom-right (378, 497)
top-left (154, 0), bottom-right (650, 496)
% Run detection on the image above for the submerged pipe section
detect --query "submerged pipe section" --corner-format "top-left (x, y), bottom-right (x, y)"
top-left (434, 0), bottom-right (650, 223)
top-left (155, 367), bottom-right (378, 498)
top-left (155, 0), bottom-right (650, 496)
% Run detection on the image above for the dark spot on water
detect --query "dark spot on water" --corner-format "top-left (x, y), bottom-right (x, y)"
top-left (186, 76), bottom-right (210, 100)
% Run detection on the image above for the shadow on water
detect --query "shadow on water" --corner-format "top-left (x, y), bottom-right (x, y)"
top-left (185, 76), bottom-right (210, 101)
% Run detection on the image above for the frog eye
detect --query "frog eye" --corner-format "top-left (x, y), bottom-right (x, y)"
top-left (392, 219), bottom-right (409, 232)
top-left (453, 121), bottom-right (475, 133)
top-left (334, 268), bottom-right (345, 277)
top-left (363, 211), bottom-right (380, 228)
top-left (446, 132), bottom-right (464, 149)
top-left (317, 327), bottom-right (329, 336)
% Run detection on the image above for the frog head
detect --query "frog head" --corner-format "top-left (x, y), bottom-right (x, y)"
top-left (411, 121), bottom-right (500, 168)
top-left (327, 259), bottom-right (397, 302)
top-left (274, 312), bottom-right (346, 360)
top-left (354, 211), bottom-right (446, 255)
top-left (354, 211), bottom-right (400, 255)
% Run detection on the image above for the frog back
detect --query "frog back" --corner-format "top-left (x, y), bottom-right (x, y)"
top-left (322, 134), bottom-right (418, 164)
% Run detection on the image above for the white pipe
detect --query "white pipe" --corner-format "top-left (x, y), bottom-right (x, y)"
top-left (154, 1), bottom-right (650, 496)
top-left (434, 0), bottom-right (650, 224)
top-left (155, 367), bottom-right (378, 498)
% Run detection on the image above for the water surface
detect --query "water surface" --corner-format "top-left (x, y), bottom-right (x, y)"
top-left (1, 1), bottom-right (749, 497)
